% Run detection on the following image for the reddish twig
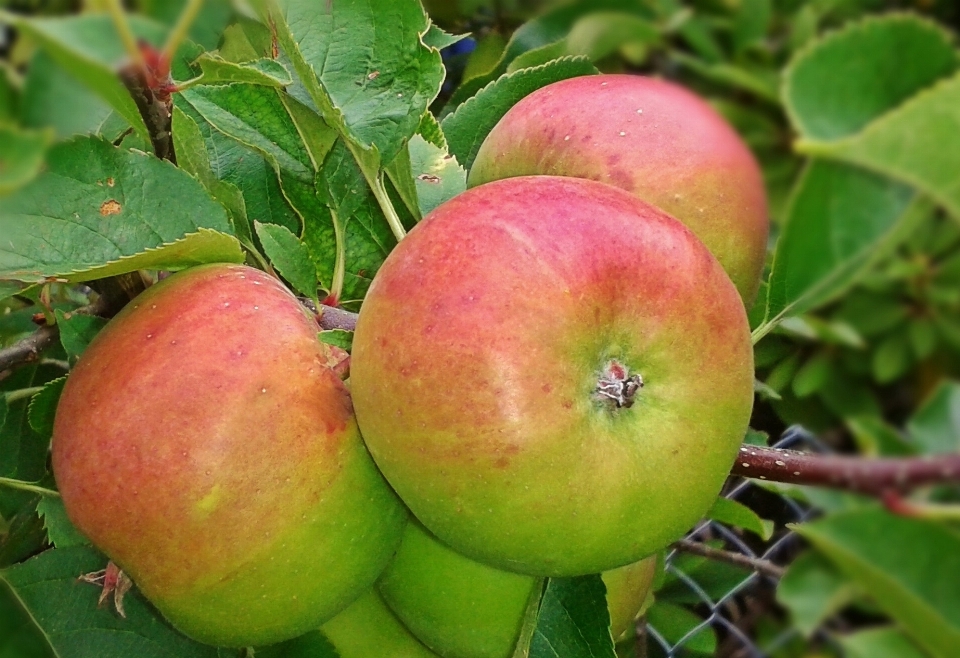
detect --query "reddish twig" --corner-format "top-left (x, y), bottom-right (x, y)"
top-left (731, 445), bottom-right (960, 496)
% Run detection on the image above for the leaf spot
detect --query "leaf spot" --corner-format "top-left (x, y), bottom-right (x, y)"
top-left (417, 173), bottom-right (441, 184)
top-left (100, 200), bottom-right (122, 216)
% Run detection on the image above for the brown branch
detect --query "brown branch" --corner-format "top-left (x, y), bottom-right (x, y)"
top-left (120, 64), bottom-right (176, 163)
top-left (671, 539), bottom-right (785, 579)
top-left (0, 277), bottom-right (139, 373)
top-left (730, 445), bottom-right (960, 496)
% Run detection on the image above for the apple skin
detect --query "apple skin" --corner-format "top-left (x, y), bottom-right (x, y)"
top-left (51, 263), bottom-right (407, 647)
top-left (351, 176), bottom-right (754, 576)
top-left (377, 521), bottom-right (657, 658)
top-left (469, 74), bottom-right (769, 304)
top-left (320, 588), bottom-right (442, 658)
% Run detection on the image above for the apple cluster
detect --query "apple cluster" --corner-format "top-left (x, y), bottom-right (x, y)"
top-left (51, 75), bottom-right (764, 656)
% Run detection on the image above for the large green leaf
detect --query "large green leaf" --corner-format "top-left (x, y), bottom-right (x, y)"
top-left (756, 160), bottom-right (920, 340)
top-left (795, 509), bottom-right (960, 658)
top-left (798, 72), bottom-right (960, 220)
top-left (266, 0), bottom-right (444, 164)
top-left (528, 576), bottom-right (615, 658)
top-left (783, 14), bottom-right (958, 141)
top-left (442, 56), bottom-right (598, 171)
top-left (1, 547), bottom-right (240, 658)
top-left (906, 381), bottom-right (960, 455)
top-left (0, 137), bottom-right (241, 283)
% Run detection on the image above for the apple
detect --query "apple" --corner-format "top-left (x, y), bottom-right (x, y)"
top-left (320, 588), bottom-right (442, 658)
top-left (52, 263), bottom-right (407, 647)
top-left (351, 176), bottom-right (754, 576)
top-left (469, 74), bottom-right (769, 303)
top-left (377, 521), bottom-right (657, 658)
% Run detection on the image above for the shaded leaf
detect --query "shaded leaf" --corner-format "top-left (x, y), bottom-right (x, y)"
top-left (55, 311), bottom-right (106, 363)
top-left (0, 137), bottom-right (241, 283)
top-left (442, 57), bottom-right (597, 171)
top-left (254, 222), bottom-right (318, 302)
top-left (776, 551), bottom-right (856, 637)
top-left (0, 123), bottom-right (53, 196)
top-left (706, 497), bottom-right (773, 541)
top-left (758, 161), bottom-right (920, 337)
top-left (528, 575), bottom-right (615, 658)
top-left (645, 601), bottom-right (716, 655)
top-left (906, 381), bottom-right (960, 455)
top-left (318, 329), bottom-right (353, 352)
top-left (0, 579), bottom-right (55, 658)
top-left (1, 546), bottom-right (238, 658)
top-left (795, 508), bottom-right (960, 658)
top-left (565, 12), bottom-right (660, 62)
top-left (837, 627), bottom-right (929, 658)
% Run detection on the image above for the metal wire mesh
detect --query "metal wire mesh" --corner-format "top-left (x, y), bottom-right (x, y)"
top-left (636, 427), bottom-right (827, 657)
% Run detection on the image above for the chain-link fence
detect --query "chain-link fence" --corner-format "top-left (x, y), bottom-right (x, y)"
top-left (631, 427), bottom-right (829, 658)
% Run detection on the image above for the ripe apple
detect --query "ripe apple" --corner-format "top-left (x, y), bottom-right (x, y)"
top-left (377, 521), bottom-right (657, 658)
top-left (320, 588), bottom-right (441, 658)
top-left (52, 263), bottom-right (407, 647)
top-left (469, 74), bottom-right (769, 303)
top-left (351, 176), bottom-right (754, 576)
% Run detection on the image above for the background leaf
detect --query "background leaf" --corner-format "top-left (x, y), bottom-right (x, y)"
top-left (795, 509), bottom-right (960, 658)
top-left (906, 381), bottom-right (960, 454)
top-left (35, 497), bottom-right (88, 549)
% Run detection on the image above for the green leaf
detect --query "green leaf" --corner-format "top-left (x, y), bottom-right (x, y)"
top-left (795, 508), bottom-right (960, 658)
top-left (528, 575), bottom-right (615, 658)
top-left (672, 53), bottom-right (780, 104)
top-left (791, 352), bottom-right (834, 398)
top-left (565, 12), bottom-right (660, 62)
top-left (171, 107), bottom-right (254, 251)
top-left (55, 311), bottom-right (106, 363)
top-left (422, 22), bottom-right (468, 51)
top-left (706, 497), bottom-right (773, 541)
top-left (732, 0), bottom-right (771, 54)
top-left (776, 550), bottom-right (856, 638)
top-left (0, 137), bottom-right (241, 283)
top-left (757, 161), bottom-right (921, 338)
top-left (20, 51), bottom-right (123, 141)
top-left (0, 123), bottom-right (53, 196)
top-left (191, 54), bottom-right (292, 88)
top-left (506, 41), bottom-right (571, 74)
top-left (218, 19), bottom-right (272, 63)
top-left (408, 134), bottom-right (466, 217)
top-left (36, 497), bottom-right (88, 549)
top-left (0, 13), bottom-right (170, 142)
top-left (0, 579), bottom-right (55, 658)
top-left (798, 72), bottom-right (960, 220)
top-left (1, 546), bottom-right (237, 658)
top-left (872, 331), bottom-right (913, 384)
top-left (180, 85), bottom-right (316, 184)
top-left (645, 601), bottom-right (716, 655)
top-left (906, 381), bottom-right (960, 455)
top-left (837, 627), bottom-right (930, 658)
top-left (254, 222), bottom-right (318, 302)
top-left (783, 13), bottom-right (958, 141)
top-left (846, 415), bottom-right (916, 457)
top-left (442, 57), bottom-right (598, 171)
top-left (318, 329), bottom-right (353, 352)
top-left (266, 0), bottom-right (444, 164)
top-left (27, 376), bottom-right (65, 439)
